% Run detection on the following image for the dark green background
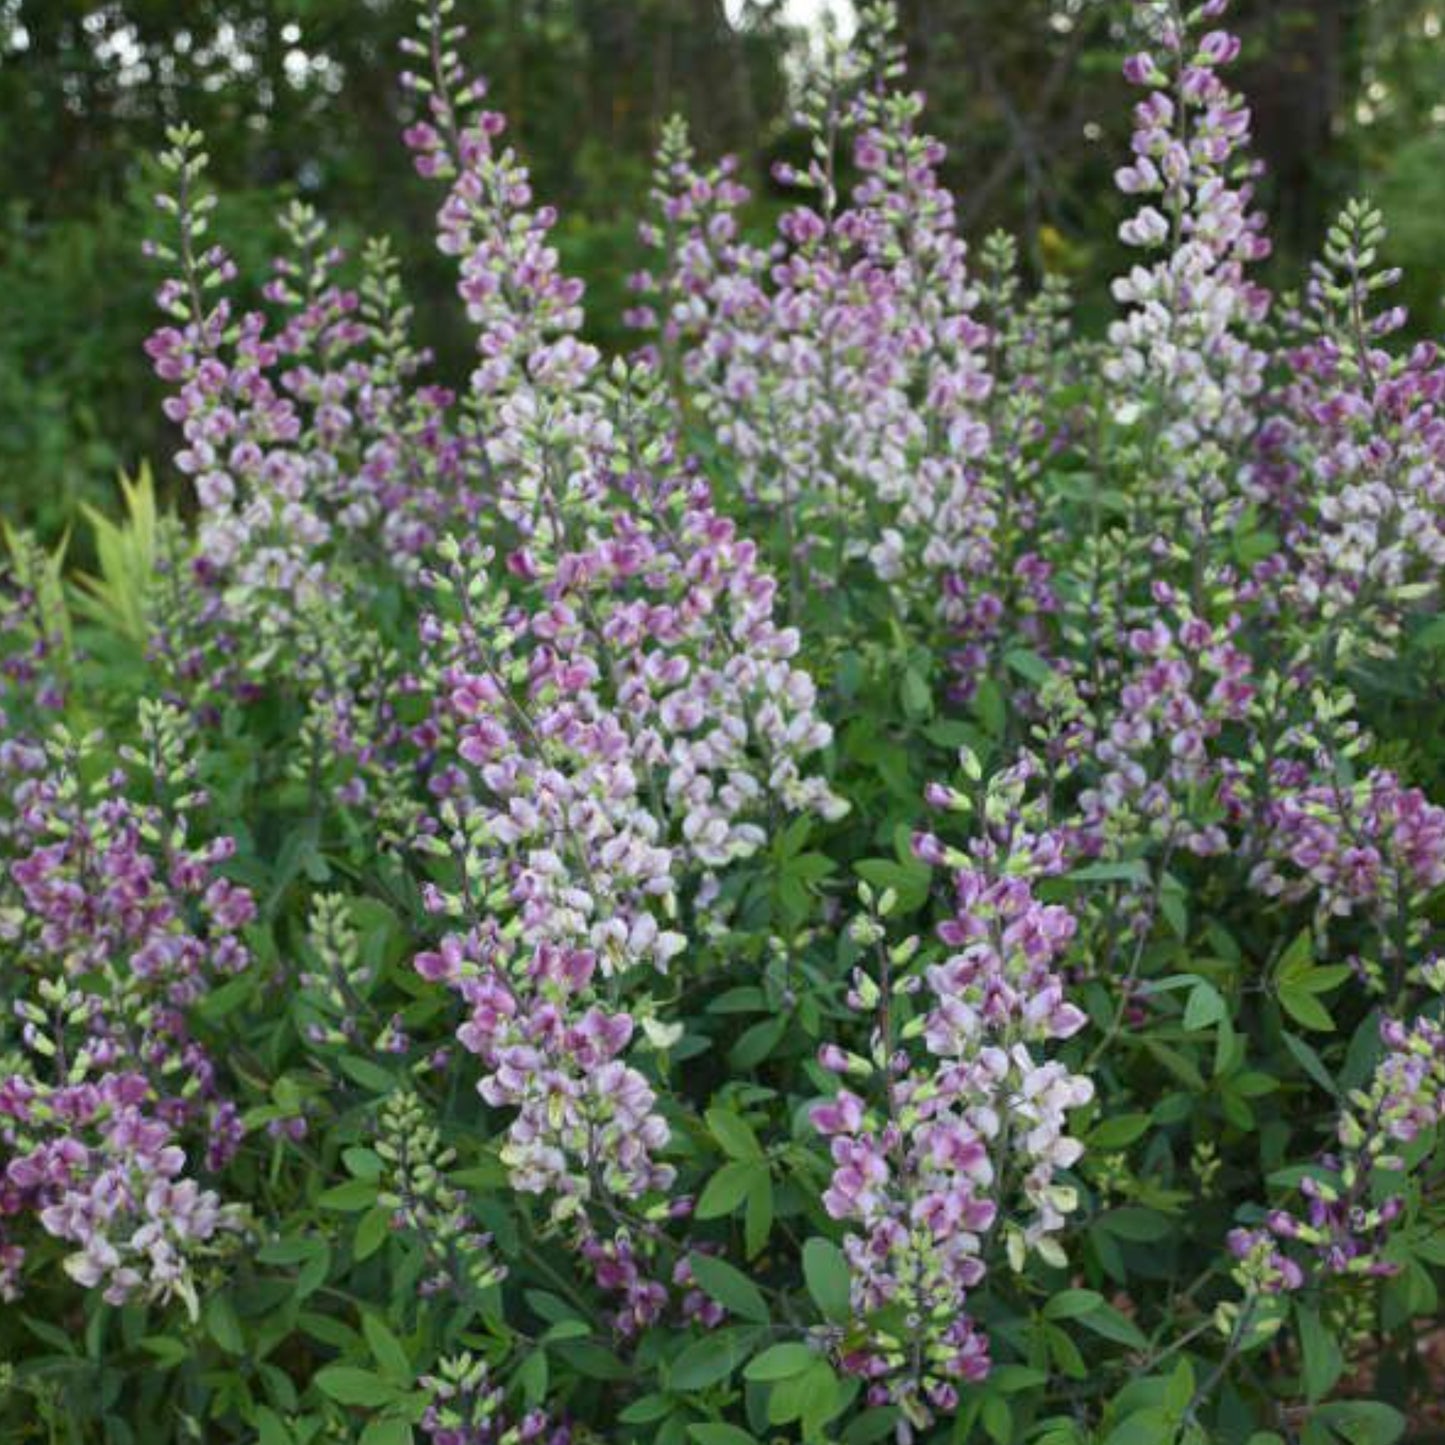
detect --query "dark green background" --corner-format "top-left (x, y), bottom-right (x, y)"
top-left (2, 0), bottom-right (1441, 537)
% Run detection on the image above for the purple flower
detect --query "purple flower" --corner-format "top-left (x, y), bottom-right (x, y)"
top-left (0, 708), bottom-right (251, 1308)
top-left (809, 802), bottom-right (1092, 1415)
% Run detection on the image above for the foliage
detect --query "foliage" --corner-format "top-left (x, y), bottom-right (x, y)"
top-left (2, 1), bottom-right (1445, 1443)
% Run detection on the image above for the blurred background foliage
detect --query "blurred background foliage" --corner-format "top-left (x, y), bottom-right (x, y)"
top-left (0, 0), bottom-right (1442, 537)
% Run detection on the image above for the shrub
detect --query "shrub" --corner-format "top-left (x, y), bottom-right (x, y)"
top-left (2, 1), bottom-right (1444, 1442)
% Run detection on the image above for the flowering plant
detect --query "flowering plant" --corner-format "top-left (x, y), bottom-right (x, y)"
top-left (3, 1), bottom-right (1445, 1441)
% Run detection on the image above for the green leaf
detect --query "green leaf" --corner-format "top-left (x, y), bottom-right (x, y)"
top-left (688, 1253), bottom-right (770, 1325)
top-left (355, 1206), bottom-right (391, 1262)
top-left (706, 1108), bottom-right (763, 1161)
top-left (1232, 1070), bottom-right (1280, 1098)
top-left (1046, 1322), bottom-right (1087, 1380)
top-left (359, 1424), bottom-right (413, 1445)
top-left (802, 1238), bottom-right (852, 1323)
top-left (204, 1293), bottom-right (245, 1356)
top-left (744, 1169), bottom-right (774, 1259)
top-left (1234, 527), bottom-right (1279, 569)
top-left (670, 1329), bottom-right (756, 1391)
top-left (1088, 1114), bottom-right (1151, 1150)
top-left (1282, 1033), bottom-right (1340, 1098)
top-left (1342, 1010), bottom-right (1386, 1091)
top-left (1297, 1305), bottom-right (1344, 1404)
top-left (842, 1407), bottom-right (901, 1445)
top-left (1277, 930), bottom-right (1314, 981)
top-left (1143, 1040), bottom-right (1206, 1091)
top-left (618, 1395), bottom-right (673, 1425)
top-left (1413, 1231), bottom-right (1445, 1266)
top-left (1412, 615), bottom-right (1445, 652)
top-left (1096, 1207), bottom-right (1173, 1243)
top-left (854, 858), bottom-right (931, 914)
top-left (1076, 1303), bottom-right (1150, 1351)
top-left (1311, 1401), bottom-right (1406, 1445)
top-left (1279, 982), bottom-right (1336, 1033)
top-left (195, 974), bottom-right (255, 1023)
top-left (338, 1054), bottom-right (397, 1093)
top-left (1103, 1410), bottom-right (1173, 1445)
top-left (363, 1315), bottom-right (413, 1388)
top-left (1277, 953), bottom-right (1348, 1031)
top-left (298, 1311), bottom-right (358, 1350)
top-left (688, 1427), bottom-right (759, 1445)
top-left (296, 1241), bottom-right (332, 1299)
top-left (1159, 887), bottom-right (1188, 940)
top-left (729, 1016), bottom-right (786, 1071)
top-left (991, 1366), bottom-right (1049, 1394)
top-left (315, 1367), bottom-right (404, 1407)
top-left (1068, 860), bottom-right (1150, 885)
top-left (21, 1316), bottom-right (76, 1353)
top-left (744, 1343), bottom-right (818, 1382)
top-left (452, 1158), bottom-right (509, 1192)
top-left (1004, 649), bottom-right (1053, 686)
top-left (343, 1147), bottom-right (385, 1180)
top-left (137, 1336), bottom-right (189, 1369)
top-left (785, 852), bottom-right (836, 887)
top-left (1295, 965), bottom-right (1354, 995)
top-left (1164, 1357), bottom-right (1195, 1413)
top-left (1043, 1289), bottom-right (1104, 1321)
top-left (797, 1360), bottom-right (848, 1434)
top-left (524, 1291), bottom-right (580, 1326)
top-left (1183, 980), bottom-right (1226, 1032)
top-left (708, 987), bottom-right (766, 1015)
top-left (317, 1179), bottom-right (379, 1212)
top-left (982, 1395), bottom-right (1013, 1445)
top-left (973, 677), bottom-right (1006, 738)
top-left (695, 1160), bottom-right (759, 1220)
top-left (517, 1350), bottom-right (548, 1408)
top-left (258, 1237), bottom-right (324, 1266)
top-left (900, 667), bottom-right (932, 720)
top-left (552, 1340), bottom-right (630, 1380)
top-left (775, 816), bottom-right (813, 860)
top-left (255, 1408), bottom-right (295, 1445)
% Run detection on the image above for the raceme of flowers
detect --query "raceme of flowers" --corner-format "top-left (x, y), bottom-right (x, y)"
top-left (1, 703), bottom-right (250, 1314)
top-left (637, 9), bottom-right (1006, 684)
top-left (812, 782), bottom-right (1092, 1423)
top-left (405, 17), bottom-right (847, 1334)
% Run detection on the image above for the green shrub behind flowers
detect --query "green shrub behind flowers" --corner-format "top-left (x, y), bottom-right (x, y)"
top-left (3, 2), bottom-right (1445, 1443)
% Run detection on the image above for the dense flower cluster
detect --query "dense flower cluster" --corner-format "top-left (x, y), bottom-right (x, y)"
top-left (144, 129), bottom-right (473, 728)
top-left (639, 6), bottom-right (1016, 687)
top-left (1249, 767), bottom-right (1445, 943)
top-left (376, 1088), bottom-right (505, 1299)
top-left (403, 4), bottom-right (845, 1334)
top-left (1231, 988), bottom-right (1445, 1296)
top-left (419, 1352), bottom-right (571, 1445)
top-left (0, 546), bottom-right (66, 884)
top-left (1109, 0), bottom-right (1270, 539)
top-left (1258, 199), bottom-right (1445, 660)
top-left (811, 767), bottom-right (1092, 1420)
top-left (0, 539), bottom-right (65, 723)
top-left (4, 1094), bottom-right (239, 1311)
top-left (0, 704), bottom-right (250, 1311)
top-left (1066, 598), bottom-right (1253, 861)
